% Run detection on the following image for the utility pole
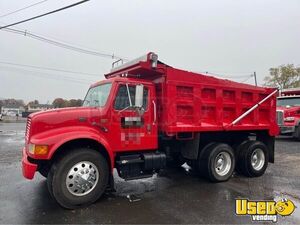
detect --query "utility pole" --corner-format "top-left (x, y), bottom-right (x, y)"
top-left (254, 71), bottom-right (257, 86)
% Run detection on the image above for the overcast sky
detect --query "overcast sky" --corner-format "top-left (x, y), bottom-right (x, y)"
top-left (0, 0), bottom-right (299, 103)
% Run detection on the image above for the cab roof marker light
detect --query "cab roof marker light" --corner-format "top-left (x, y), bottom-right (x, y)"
top-left (149, 53), bottom-right (158, 68)
top-left (110, 52), bottom-right (158, 73)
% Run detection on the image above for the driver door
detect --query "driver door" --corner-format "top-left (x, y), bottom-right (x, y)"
top-left (110, 82), bottom-right (157, 151)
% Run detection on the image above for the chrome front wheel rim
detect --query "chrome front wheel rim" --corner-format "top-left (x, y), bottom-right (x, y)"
top-left (251, 149), bottom-right (265, 171)
top-left (215, 152), bottom-right (232, 176)
top-left (66, 161), bottom-right (99, 196)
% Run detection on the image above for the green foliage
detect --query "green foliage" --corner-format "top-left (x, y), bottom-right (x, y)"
top-left (28, 100), bottom-right (39, 106)
top-left (264, 64), bottom-right (300, 89)
top-left (52, 98), bottom-right (65, 108)
top-left (0, 99), bottom-right (25, 108)
top-left (52, 98), bottom-right (82, 108)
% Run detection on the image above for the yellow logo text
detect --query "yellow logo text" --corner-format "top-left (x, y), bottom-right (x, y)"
top-left (235, 198), bottom-right (296, 223)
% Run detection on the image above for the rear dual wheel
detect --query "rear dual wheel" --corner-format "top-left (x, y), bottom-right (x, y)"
top-left (198, 143), bottom-right (235, 182)
top-left (195, 140), bottom-right (268, 182)
top-left (236, 141), bottom-right (268, 177)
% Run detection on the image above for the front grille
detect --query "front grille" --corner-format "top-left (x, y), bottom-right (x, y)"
top-left (276, 110), bottom-right (284, 125)
top-left (25, 118), bottom-right (31, 142)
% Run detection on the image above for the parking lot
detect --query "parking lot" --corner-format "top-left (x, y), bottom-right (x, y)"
top-left (0, 122), bottom-right (299, 224)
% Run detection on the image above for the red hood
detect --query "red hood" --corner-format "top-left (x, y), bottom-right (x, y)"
top-left (277, 106), bottom-right (300, 117)
top-left (28, 107), bottom-right (104, 138)
top-left (30, 106), bottom-right (89, 116)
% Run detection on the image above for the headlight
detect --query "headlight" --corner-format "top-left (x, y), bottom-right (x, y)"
top-left (28, 144), bottom-right (49, 155)
top-left (284, 117), bottom-right (295, 122)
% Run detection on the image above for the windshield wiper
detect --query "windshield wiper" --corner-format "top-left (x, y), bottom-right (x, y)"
top-left (94, 100), bottom-right (99, 106)
top-left (83, 99), bottom-right (90, 106)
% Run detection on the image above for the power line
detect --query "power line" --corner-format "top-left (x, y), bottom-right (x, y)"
top-left (210, 72), bottom-right (252, 79)
top-left (1, 27), bottom-right (126, 60)
top-left (0, 65), bottom-right (94, 84)
top-left (0, 0), bottom-right (90, 29)
top-left (0, 61), bottom-right (100, 77)
top-left (198, 70), bottom-right (253, 79)
top-left (201, 69), bottom-right (253, 75)
top-left (0, 65), bottom-right (93, 83)
top-left (241, 75), bottom-right (254, 83)
top-left (0, 0), bottom-right (48, 18)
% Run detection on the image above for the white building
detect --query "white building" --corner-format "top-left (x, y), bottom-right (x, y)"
top-left (27, 104), bottom-right (54, 112)
top-left (1, 106), bottom-right (24, 116)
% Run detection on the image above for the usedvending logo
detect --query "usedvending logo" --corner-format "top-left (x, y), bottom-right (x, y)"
top-left (235, 198), bottom-right (296, 222)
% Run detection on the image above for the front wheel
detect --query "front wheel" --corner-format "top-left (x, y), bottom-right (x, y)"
top-left (294, 126), bottom-right (300, 141)
top-left (47, 148), bottom-right (109, 209)
top-left (38, 164), bottom-right (50, 178)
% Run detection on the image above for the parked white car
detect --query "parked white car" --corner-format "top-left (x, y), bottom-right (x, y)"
top-left (6, 111), bottom-right (17, 117)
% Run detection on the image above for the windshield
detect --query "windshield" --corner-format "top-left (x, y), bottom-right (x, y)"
top-left (277, 97), bottom-right (300, 107)
top-left (83, 83), bottom-right (112, 107)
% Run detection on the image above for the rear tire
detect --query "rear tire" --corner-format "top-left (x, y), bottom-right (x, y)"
top-left (189, 142), bottom-right (216, 173)
top-left (198, 143), bottom-right (235, 182)
top-left (236, 141), bottom-right (268, 177)
top-left (47, 148), bottom-right (109, 209)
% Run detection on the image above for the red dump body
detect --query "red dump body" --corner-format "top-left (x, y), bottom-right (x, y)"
top-left (106, 53), bottom-right (279, 136)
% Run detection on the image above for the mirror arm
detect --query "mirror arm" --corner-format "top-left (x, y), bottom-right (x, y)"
top-left (118, 105), bottom-right (132, 113)
top-left (125, 83), bottom-right (133, 107)
top-left (152, 100), bottom-right (157, 124)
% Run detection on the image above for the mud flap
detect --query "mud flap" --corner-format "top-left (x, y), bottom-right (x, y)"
top-left (257, 131), bottom-right (275, 163)
top-left (180, 133), bottom-right (200, 160)
top-left (106, 173), bottom-right (116, 193)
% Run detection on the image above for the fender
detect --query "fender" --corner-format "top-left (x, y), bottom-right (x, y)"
top-left (269, 124), bottom-right (280, 137)
top-left (28, 126), bottom-right (115, 170)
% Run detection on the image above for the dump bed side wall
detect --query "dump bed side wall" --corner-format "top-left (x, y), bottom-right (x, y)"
top-left (157, 67), bottom-right (278, 135)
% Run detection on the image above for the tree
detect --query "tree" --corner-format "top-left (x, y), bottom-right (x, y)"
top-left (0, 99), bottom-right (24, 107)
top-left (28, 100), bottom-right (39, 106)
top-left (264, 64), bottom-right (300, 89)
top-left (52, 98), bottom-right (67, 108)
top-left (68, 99), bottom-right (83, 107)
top-left (52, 98), bottom-right (83, 108)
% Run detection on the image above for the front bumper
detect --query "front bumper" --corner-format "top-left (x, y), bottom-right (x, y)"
top-left (279, 126), bottom-right (295, 134)
top-left (22, 148), bottom-right (37, 179)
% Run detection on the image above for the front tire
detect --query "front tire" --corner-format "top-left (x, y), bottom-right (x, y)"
top-left (38, 164), bottom-right (50, 178)
top-left (198, 143), bottom-right (235, 182)
top-left (236, 141), bottom-right (268, 177)
top-left (294, 126), bottom-right (300, 141)
top-left (47, 148), bottom-right (109, 209)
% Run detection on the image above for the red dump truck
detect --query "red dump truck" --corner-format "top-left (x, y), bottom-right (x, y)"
top-left (22, 53), bottom-right (279, 208)
top-left (277, 88), bottom-right (300, 140)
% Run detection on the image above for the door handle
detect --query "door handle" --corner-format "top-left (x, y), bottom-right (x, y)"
top-left (146, 124), bottom-right (151, 133)
top-left (92, 122), bottom-right (108, 133)
top-left (152, 100), bottom-right (156, 125)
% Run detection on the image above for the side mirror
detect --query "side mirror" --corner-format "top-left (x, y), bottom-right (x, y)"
top-left (135, 84), bottom-right (144, 108)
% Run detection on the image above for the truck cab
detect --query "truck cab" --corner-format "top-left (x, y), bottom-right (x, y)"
top-left (82, 78), bottom-right (158, 152)
top-left (276, 88), bottom-right (300, 140)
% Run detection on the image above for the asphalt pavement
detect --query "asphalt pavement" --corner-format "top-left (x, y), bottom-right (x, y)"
top-left (0, 122), bottom-right (299, 224)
